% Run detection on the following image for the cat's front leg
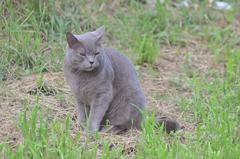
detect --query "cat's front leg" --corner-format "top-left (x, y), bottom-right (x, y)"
top-left (88, 94), bottom-right (112, 132)
top-left (76, 100), bottom-right (89, 129)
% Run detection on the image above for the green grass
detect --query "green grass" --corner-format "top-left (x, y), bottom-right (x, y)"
top-left (0, 0), bottom-right (240, 158)
top-left (0, 102), bottom-right (124, 159)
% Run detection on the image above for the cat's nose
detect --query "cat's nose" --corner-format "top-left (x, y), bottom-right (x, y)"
top-left (89, 61), bottom-right (94, 65)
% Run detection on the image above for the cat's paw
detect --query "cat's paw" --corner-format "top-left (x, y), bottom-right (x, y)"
top-left (82, 125), bottom-right (99, 134)
top-left (101, 125), bottom-right (125, 134)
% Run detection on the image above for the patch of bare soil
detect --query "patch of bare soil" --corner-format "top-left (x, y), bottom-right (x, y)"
top-left (0, 72), bottom-right (74, 147)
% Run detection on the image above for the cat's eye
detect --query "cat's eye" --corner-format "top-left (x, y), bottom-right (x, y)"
top-left (79, 52), bottom-right (86, 56)
top-left (95, 52), bottom-right (100, 55)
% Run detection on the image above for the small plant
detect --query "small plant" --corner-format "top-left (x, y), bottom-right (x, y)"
top-left (136, 35), bottom-right (159, 65)
top-left (28, 74), bottom-right (58, 96)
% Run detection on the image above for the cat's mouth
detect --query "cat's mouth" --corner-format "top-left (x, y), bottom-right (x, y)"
top-left (85, 66), bottom-right (95, 71)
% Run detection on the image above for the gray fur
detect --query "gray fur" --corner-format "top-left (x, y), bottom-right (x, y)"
top-left (64, 27), bottom-right (146, 132)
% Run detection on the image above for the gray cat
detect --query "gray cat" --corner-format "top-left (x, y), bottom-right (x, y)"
top-left (64, 27), bottom-right (181, 133)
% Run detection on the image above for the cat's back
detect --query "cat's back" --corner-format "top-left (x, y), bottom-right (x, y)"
top-left (104, 47), bottom-right (146, 115)
top-left (103, 47), bottom-right (141, 88)
top-left (104, 48), bottom-right (136, 74)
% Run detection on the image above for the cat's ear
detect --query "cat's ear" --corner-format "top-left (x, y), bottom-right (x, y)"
top-left (92, 26), bottom-right (105, 44)
top-left (66, 32), bottom-right (80, 48)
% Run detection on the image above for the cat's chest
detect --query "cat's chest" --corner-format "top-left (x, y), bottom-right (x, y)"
top-left (76, 76), bottom-right (110, 104)
top-left (78, 79), bottom-right (100, 93)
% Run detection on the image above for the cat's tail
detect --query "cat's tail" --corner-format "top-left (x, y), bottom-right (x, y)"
top-left (155, 116), bottom-right (184, 134)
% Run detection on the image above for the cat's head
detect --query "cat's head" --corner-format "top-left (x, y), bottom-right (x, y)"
top-left (66, 26), bottom-right (105, 72)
